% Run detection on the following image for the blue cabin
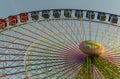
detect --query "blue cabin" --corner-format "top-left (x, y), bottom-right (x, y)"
top-left (42, 10), bottom-right (50, 19)
top-left (31, 11), bottom-right (39, 21)
top-left (97, 12), bottom-right (106, 21)
top-left (64, 10), bottom-right (72, 18)
top-left (53, 10), bottom-right (61, 18)
top-left (108, 15), bottom-right (118, 24)
top-left (86, 11), bottom-right (95, 19)
top-left (75, 10), bottom-right (83, 18)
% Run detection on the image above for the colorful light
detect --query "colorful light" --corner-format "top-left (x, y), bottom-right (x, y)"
top-left (79, 40), bottom-right (104, 55)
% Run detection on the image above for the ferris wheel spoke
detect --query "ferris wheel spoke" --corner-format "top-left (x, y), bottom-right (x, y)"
top-left (93, 57), bottom-right (112, 78)
top-left (55, 20), bottom-right (76, 41)
top-left (0, 46), bottom-right (64, 55)
top-left (28, 62), bottom-right (68, 76)
top-left (95, 23), bottom-right (101, 41)
top-left (100, 23), bottom-right (111, 44)
top-left (63, 20), bottom-right (79, 46)
top-left (11, 27), bottom-right (64, 47)
top-left (0, 31), bottom-right (80, 55)
top-left (38, 21), bottom-right (76, 46)
top-left (102, 26), bottom-right (119, 51)
top-left (100, 59), bottom-right (120, 78)
top-left (10, 29), bottom-right (36, 40)
top-left (30, 62), bottom-right (78, 78)
top-left (104, 41), bottom-right (120, 53)
top-left (93, 65), bottom-right (105, 79)
top-left (56, 22), bottom-right (80, 48)
top-left (0, 65), bottom-right (24, 69)
top-left (0, 58), bottom-right (65, 62)
top-left (65, 20), bottom-right (78, 43)
top-left (0, 53), bottom-right (25, 56)
top-left (26, 58), bottom-right (67, 61)
top-left (88, 20), bottom-right (92, 40)
top-left (104, 26), bottom-right (118, 46)
top-left (65, 65), bottom-right (80, 79)
top-left (71, 19), bottom-right (82, 43)
top-left (0, 70), bottom-right (26, 78)
top-left (38, 20), bottom-right (79, 47)
top-left (47, 20), bottom-right (79, 47)
top-left (78, 20), bottom-right (83, 41)
top-left (80, 19), bottom-right (87, 40)
top-left (44, 63), bottom-right (78, 79)
top-left (75, 64), bottom-right (88, 79)
top-left (94, 57), bottom-right (120, 78)
top-left (19, 24), bottom-right (68, 47)
top-left (57, 64), bottom-right (79, 79)
top-left (70, 20), bottom-right (80, 42)
top-left (0, 39), bottom-right (68, 55)
top-left (101, 53), bottom-right (120, 66)
top-left (74, 19), bottom-right (86, 42)
top-left (0, 39), bottom-right (29, 47)
top-left (72, 20), bottom-right (82, 42)
top-left (104, 43), bottom-right (119, 53)
top-left (56, 20), bottom-right (79, 46)
top-left (26, 57), bottom-right (77, 66)
top-left (0, 33), bottom-right (34, 45)
top-left (26, 60), bottom-right (65, 66)
top-left (27, 22), bottom-right (79, 53)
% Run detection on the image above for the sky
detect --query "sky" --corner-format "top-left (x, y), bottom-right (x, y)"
top-left (0, 0), bottom-right (120, 18)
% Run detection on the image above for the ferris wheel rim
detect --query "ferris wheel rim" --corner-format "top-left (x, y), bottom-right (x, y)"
top-left (0, 9), bottom-right (120, 32)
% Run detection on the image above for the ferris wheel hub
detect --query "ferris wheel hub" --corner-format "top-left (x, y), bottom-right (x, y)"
top-left (79, 40), bottom-right (104, 55)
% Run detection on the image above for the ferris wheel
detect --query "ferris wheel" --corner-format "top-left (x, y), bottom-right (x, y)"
top-left (0, 9), bottom-right (120, 79)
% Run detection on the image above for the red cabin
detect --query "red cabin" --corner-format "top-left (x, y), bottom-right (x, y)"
top-left (19, 13), bottom-right (29, 22)
top-left (0, 19), bottom-right (7, 29)
top-left (8, 16), bottom-right (18, 26)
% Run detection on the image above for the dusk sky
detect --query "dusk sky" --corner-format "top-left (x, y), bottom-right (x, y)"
top-left (0, 0), bottom-right (120, 18)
